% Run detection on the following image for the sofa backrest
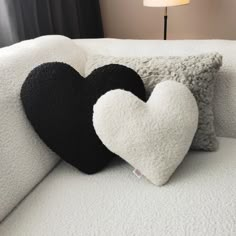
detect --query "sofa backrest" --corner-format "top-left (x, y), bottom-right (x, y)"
top-left (75, 39), bottom-right (236, 140)
top-left (1, 37), bottom-right (235, 222)
top-left (0, 35), bottom-right (86, 222)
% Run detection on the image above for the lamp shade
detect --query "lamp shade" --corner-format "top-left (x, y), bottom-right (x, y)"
top-left (144, 0), bottom-right (190, 7)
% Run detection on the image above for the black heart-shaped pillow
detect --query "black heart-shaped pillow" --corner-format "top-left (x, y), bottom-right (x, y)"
top-left (21, 62), bottom-right (146, 174)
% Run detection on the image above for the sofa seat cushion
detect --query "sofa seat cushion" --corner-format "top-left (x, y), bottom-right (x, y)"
top-left (0, 137), bottom-right (235, 236)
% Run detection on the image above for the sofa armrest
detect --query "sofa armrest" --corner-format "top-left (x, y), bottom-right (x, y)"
top-left (0, 35), bottom-right (86, 222)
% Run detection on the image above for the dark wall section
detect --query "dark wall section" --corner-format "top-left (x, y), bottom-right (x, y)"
top-left (0, 0), bottom-right (104, 47)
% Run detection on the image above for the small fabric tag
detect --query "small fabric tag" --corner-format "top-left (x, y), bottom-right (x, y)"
top-left (133, 169), bottom-right (142, 179)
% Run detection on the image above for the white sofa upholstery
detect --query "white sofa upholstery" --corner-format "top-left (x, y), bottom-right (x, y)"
top-left (0, 137), bottom-right (235, 236)
top-left (0, 36), bottom-right (86, 222)
top-left (0, 37), bottom-right (235, 236)
top-left (74, 38), bottom-right (236, 139)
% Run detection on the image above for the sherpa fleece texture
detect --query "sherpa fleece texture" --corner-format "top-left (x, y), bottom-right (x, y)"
top-left (86, 53), bottom-right (222, 152)
top-left (0, 35), bottom-right (85, 222)
top-left (0, 137), bottom-right (235, 236)
top-left (21, 62), bottom-right (146, 174)
top-left (93, 81), bottom-right (199, 186)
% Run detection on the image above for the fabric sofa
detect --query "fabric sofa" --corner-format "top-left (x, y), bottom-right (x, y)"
top-left (0, 36), bottom-right (235, 236)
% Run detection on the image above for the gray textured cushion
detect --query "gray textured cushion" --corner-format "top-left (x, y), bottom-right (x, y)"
top-left (85, 53), bottom-right (222, 151)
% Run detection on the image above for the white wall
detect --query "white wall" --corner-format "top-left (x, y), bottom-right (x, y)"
top-left (99, 0), bottom-right (236, 40)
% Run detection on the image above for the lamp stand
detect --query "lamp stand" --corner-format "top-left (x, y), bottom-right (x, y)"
top-left (164, 7), bottom-right (168, 40)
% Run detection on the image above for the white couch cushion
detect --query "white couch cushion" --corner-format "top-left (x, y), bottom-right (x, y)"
top-left (1, 137), bottom-right (235, 236)
top-left (74, 39), bottom-right (236, 140)
top-left (0, 35), bottom-right (86, 222)
top-left (93, 81), bottom-right (199, 186)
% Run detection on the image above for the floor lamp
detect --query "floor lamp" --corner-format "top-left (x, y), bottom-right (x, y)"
top-left (144, 0), bottom-right (190, 40)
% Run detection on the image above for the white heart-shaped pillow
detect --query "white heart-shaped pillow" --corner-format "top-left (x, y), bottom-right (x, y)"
top-left (93, 81), bottom-right (199, 186)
